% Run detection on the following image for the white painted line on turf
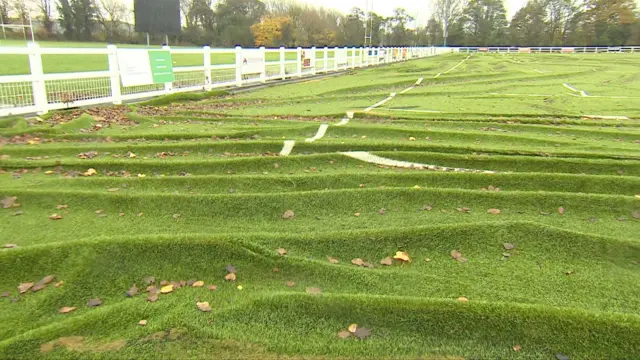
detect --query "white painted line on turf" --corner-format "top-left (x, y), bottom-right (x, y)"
top-left (443, 55), bottom-right (472, 75)
top-left (346, 111), bottom-right (354, 119)
top-left (534, 69), bottom-right (544, 74)
top-left (416, 77), bottom-right (424, 85)
top-left (488, 93), bottom-right (554, 97)
top-left (434, 73), bottom-right (442, 78)
top-left (580, 90), bottom-right (589, 97)
top-left (377, 108), bottom-right (442, 114)
top-left (305, 124), bottom-right (329, 143)
top-left (341, 151), bottom-right (496, 174)
top-left (335, 118), bottom-right (350, 126)
top-left (364, 92), bottom-right (397, 112)
top-left (279, 140), bottom-right (296, 156)
top-left (400, 86), bottom-right (415, 94)
top-left (583, 115), bottom-right (629, 120)
top-left (563, 83), bottom-right (579, 92)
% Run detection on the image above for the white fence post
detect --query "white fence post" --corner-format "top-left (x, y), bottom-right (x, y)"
top-left (351, 47), bottom-right (356, 69)
top-left (311, 46), bottom-right (316, 75)
top-left (334, 47), bottom-right (339, 71)
top-left (162, 45), bottom-right (173, 93)
top-left (203, 45), bottom-right (212, 90)
top-left (296, 47), bottom-right (302, 77)
top-left (279, 46), bottom-right (285, 79)
top-left (235, 46), bottom-right (243, 87)
top-left (106, 45), bottom-right (122, 105)
top-left (364, 47), bottom-right (369, 67)
top-left (260, 46), bottom-right (266, 83)
top-left (27, 42), bottom-right (48, 115)
top-left (323, 47), bottom-right (328, 73)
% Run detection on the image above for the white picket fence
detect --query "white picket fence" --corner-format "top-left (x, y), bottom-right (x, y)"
top-left (458, 46), bottom-right (640, 53)
top-left (0, 44), bottom-right (451, 117)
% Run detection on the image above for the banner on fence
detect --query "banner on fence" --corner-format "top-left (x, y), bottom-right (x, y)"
top-left (561, 48), bottom-right (575, 54)
top-left (241, 50), bottom-right (265, 74)
top-left (519, 48), bottom-right (531, 53)
top-left (302, 49), bottom-right (313, 68)
top-left (116, 49), bottom-right (175, 87)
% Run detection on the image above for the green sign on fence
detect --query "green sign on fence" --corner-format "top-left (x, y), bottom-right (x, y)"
top-left (148, 50), bottom-right (175, 84)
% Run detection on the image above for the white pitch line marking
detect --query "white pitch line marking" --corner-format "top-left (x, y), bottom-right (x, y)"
top-left (341, 151), bottom-right (495, 174)
top-left (534, 69), bottom-right (544, 74)
top-left (580, 90), bottom-right (589, 97)
top-left (563, 83), bottom-right (579, 92)
top-left (335, 118), bottom-right (350, 126)
top-left (488, 93), bottom-right (554, 97)
top-left (583, 115), bottom-right (629, 120)
top-left (377, 108), bottom-right (442, 114)
top-left (305, 124), bottom-right (329, 143)
top-left (416, 77), bottom-right (424, 85)
top-left (434, 73), bottom-right (441, 78)
top-left (279, 140), bottom-right (296, 156)
top-left (443, 55), bottom-right (472, 74)
top-left (364, 92), bottom-right (396, 112)
top-left (400, 86), bottom-right (415, 94)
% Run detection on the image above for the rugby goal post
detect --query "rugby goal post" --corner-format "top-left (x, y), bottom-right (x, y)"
top-left (0, 13), bottom-right (35, 42)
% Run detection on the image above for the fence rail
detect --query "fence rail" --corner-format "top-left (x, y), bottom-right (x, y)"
top-left (0, 45), bottom-right (449, 117)
top-left (458, 46), bottom-right (640, 53)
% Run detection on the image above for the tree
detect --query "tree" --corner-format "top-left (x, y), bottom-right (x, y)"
top-left (1, 0), bottom-right (10, 22)
top-left (214, 0), bottom-right (265, 47)
top-left (459, 0), bottom-right (508, 45)
top-left (434, 0), bottom-right (466, 46)
top-left (426, 17), bottom-right (444, 45)
top-left (12, 0), bottom-right (32, 24)
top-left (339, 7), bottom-right (365, 45)
top-left (37, 0), bottom-right (54, 33)
top-left (509, 0), bottom-right (547, 45)
top-left (545, 0), bottom-right (579, 45)
top-left (72, 0), bottom-right (96, 41)
top-left (57, 0), bottom-right (74, 39)
top-left (250, 16), bottom-right (289, 46)
top-left (389, 8), bottom-right (414, 45)
top-left (95, 0), bottom-right (129, 42)
top-left (583, 0), bottom-right (636, 45)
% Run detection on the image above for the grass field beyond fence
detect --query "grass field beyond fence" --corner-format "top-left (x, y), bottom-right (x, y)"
top-left (0, 52), bottom-right (639, 359)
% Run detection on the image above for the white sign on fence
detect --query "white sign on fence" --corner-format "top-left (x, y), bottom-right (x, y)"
top-left (117, 49), bottom-right (153, 87)
top-left (335, 49), bottom-right (348, 67)
top-left (242, 50), bottom-right (265, 74)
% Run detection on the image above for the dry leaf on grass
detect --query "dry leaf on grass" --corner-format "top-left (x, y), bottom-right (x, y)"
top-left (558, 207), bottom-right (565, 215)
top-left (273, 163), bottom-right (279, 169)
top-left (143, 276), bottom-right (155, 285)
top-left (1, 196), bottom-right (19, 209)
top-left (327, 256), bottom-right (339, 264)
top-left (503, 243), bottom-right (515, 250)
top-left (147, 293), bottom-right (159, 302)
top-left (487, 208), bottom-right (501, 215)
top-left (457, 297), bottom-right (469, 303)
top-left (285, 281), bottom-right (296, 288)
top-left (276, 248), bottom-right (288, 256)
top-left (337, 330), bottom-right (352, 339)
top-left (48, 214), bottom-right (63, 220)
top-left (192, 281), bottom-right (204, 288)
top-left (513, 344), bottom-right (522, 352)
top-left (160, 285), bottom-right (174, 294)
top-left (423, 205), bottom-right (433, 211)
top-left (196, 302), bottom-right (212, 312)
top-left (226, 264), bottom-right (237, 274)
top-left (225, 273), bottom-right (236, 281)
top-left (55, 281), bottom-right (64, 288)
top-left (207, 285), bottom-right (217, 291)
top-left (83, 168), bottom-right (97, 177)
top-left (18, 282), bottom-right (33, 294)
top-left (108, 188), bottom-right (120, 192)
top-left (56, 205), bottom-right (68, 210)
top-left (125, 284), bottom-right (138, 297)
top-left (354, 212), bottom-right (361, 217)
top-left (2, 244), bottom-right (17, 249)
top-left (58, 307), bottom-right (77, 314)
top-left (378, 208), bottom-right (385, 215)
top-left (450, 250), bottom-right (467, 263)
top-left (351, 258), bottom-right (365, 266)
top-left (282, 210), bottom-right (295, 219)
top-left (138, 320), bottom-right (147, 326)
top-left (393, 251), bottom-right (411, 263)
top-left (348, 324), bottom-right (358, 333)
top-left (353, 328), bottom-right (371, 339)
top-left (306, 287), bottom-right (322, 294)
top-left (87, 298), bottom-right (102, 307)
top-left (380, 257), bottom-right (393, 266)
top-left (632, 211), bottom-right (640, 219)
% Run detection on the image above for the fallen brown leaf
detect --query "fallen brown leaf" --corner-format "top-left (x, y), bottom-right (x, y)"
top-left (273, 163), bottom-right (279, 169)
top-left (138, 320), bottom-right (147, 326)
top-left (276, 248), bottom-right (288, 256)
top-left (272, 267), bottom-right (279, 273)
top-left (146, 286), bottom-right (157, 293)
top-left (172, 213), bottom-right (181, 219)
top-left (380, 257), bottom-right (393, 266)
top-left (393, 251), bottom-right (411, 263)
top-left (58, 307), bottom-right (77, 314)
top-left (378, 208), bottom-right (385, 215)
top-left (147, 293), bottom-right (159, 302)
top-left (487, 208), bottom-right (501, 215)
top-left (327, 256), bottom-right (339, 264)
top-left (306, 287), bottom-right (322, 294)
top-left (2, 244), bottom-right (17, 249)
top-left (160, 285), bottom-right (174, 294)
top-left (285, 281), bottom-right (296, 288)
top-left (108, 188), bottom-right (120, 192)
top-left (282, 210), bottom-right (295, 219)
top-left (351, 258), bottom-right (365, 266)
top-left (55, 281), bottom-right (64, 288)
top-left (87, 298), bottom-right (102, 307)
top-left (450, 250), bottom-right (462, 260)
top-left (225, 273), bottom-right (236, 281)
top-left (423, 205), bottom-right (433, 211)
top-left (513, 344), bottom-right (521, 352)
top-left (558, 207), bottom-right (565, 215)
top-left (337, 330), bottom-right (352, 339)
top-left (632, 211), bottom-right (640, 219)
top-left (48, 214), bottom-right (63, 220)
top-left (125, 284), bottom-right (138, 297)
top-left (196, 301), bottom-right (212, 312)
top-left (18, 282), bottom-right (33, 294)
top-left (503, 243), bottom-right (515, 250)
top-left (1, 292), bottom-right (9, 298)
top-left (354, 212), bottom-right (361, 217)
top-left (1, 196), bottom-right (19, 209)
top-left (207, 285), bottom-right (217, 291)
top-left (353, 327), bottom-right (372, 339)
top-left (457, 297), bottom-right (469, 303)
top-left (192, 281), bottom-right (204, 288)
top-left (143, 276), bottom-right (155, 285)
top-left (348, 324), bottom-right (358, 333)
top-left (56, 204), bottom-right (68, 210)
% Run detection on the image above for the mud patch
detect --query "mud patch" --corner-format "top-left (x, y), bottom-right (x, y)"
top-left (40, 336), bottom-right (127, 354)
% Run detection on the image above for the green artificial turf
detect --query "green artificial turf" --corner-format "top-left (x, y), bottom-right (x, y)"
top-left (0, 52), bottom-right (639, 359)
